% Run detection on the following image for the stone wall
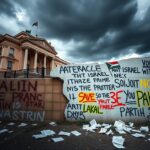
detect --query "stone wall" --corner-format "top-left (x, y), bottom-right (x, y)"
top-left (0, 78), bottom-right (67, 122)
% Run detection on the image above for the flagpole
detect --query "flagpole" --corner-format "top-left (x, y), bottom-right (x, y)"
top-left (32, 21), bottom-right (38, 37)
top-left (36, 24), bottom-right (38, 37)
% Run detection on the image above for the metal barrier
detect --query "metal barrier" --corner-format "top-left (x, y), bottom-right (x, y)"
top-left (0, 67), bottom-right (50, 78)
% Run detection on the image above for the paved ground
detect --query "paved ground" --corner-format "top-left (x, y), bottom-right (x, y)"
top-left (0, 120), bottom-right (150, 150)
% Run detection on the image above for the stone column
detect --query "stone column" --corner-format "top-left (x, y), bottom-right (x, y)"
top-left (0, 47), bottom-right (3, 68)
top-left (44, 55), bottom-right (47, 75)
top-left (34, 51), bottom-right (38, 73)
top-left (23, 48), bottom-right (28, 70)
top-left (51, 57), bottom-right (55, 70)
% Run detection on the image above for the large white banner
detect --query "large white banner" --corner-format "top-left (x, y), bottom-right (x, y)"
top-left (50, 57), bottom-right (150, 122)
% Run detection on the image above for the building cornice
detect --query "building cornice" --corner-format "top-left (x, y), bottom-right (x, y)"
top-left (21, 39), bottom-right (57, 55)
top-left (0, 35), bottom-right (21, 45)
top-left (55, 56), bottom-right (69, 65)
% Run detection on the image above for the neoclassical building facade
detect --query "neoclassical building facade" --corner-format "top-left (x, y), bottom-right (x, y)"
top-left (0, 31), bottom-right (68, 76)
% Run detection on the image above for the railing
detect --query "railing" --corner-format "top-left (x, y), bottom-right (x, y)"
top-left (0, 67), bottom-right (51, 78)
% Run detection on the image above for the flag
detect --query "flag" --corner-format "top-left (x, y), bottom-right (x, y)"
top-left (32, 21), bottom-right (38, 26)
top-left (25, 30), bottom-right (31, 34)
top-left (106, 61), bottom-right (120, 70)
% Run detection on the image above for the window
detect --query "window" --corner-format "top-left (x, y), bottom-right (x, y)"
top-left (7, 61), bottom-right (13, 70)
top-left (9, 47), bottom-right (14, 57)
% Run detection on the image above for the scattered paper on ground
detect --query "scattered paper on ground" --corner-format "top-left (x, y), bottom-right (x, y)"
top-left (116, 128), bottom-right (126, 134)
top-left (106, 129), bottom-right (113, 135)
top-left (32, 134), bottom-right (47, 139)
top-left (90, 119), bottom-right (97, 125)
top-left (129, 122), bottom-right (134, 128)
top-left (18, 123), bottom-right (27, 127)
top-left (140, 126), bottom-right (149, 132)
top-left (49, 122), bottom-right (57, 126)
top-left (32, 123), bottom-right (38, 126)
top-left (82, 124), bottom-right (95, 132)
top-left (131, 133), bottom-right (145, 138)
top-left (31, 119), bottom-right (150, 147)
top-left (112, 136), bottom-right (125, 149)
top-left (0, 129), bottom-right (8, 134)
top-left (114, 120), bottom-right (125, 131)
top-left (8, 131), bottom-right (14, 134)
top-left (131, 129), bottom-right (141, 133)
top-left (71, 131), bottom-right (81, 136)
top-left (33, 129), bottom-right (55, 139)
top-left (83, 124), bottom-right (90, 130)
top-left (99, 128), bottom-right (107, 134)
top-left (104, 124), bottom-right (112, 129)
top-left (41, 129), bottom-right (55, 136)
top-left (123, 126), bottom-right (132, 133)
top-left (51, 137), bottom-right (64, 142)
top-left (58, 131), bottom-right (71, 136)
top-left (7, 122), bottom-right (15, 126)
top-left (90, 119), bottom-right (98, 128)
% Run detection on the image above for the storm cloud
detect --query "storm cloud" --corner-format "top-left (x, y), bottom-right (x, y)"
top-left (0, 0), bottom-right (150, 63)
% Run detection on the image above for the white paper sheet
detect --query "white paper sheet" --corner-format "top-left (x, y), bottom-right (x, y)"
top-left (116, 128), bottom-right (126, 134)
top-left (32, 123), bottom-right (38, 126)
top-left (131, 129), bottom-right (141, 133)
top-left (58, 131), bottom-right (71, 136)
top-left (51, 137), bottom-right (64, 142)
top-left (83, 124), bottom-right (90, 130)
top-left (123, 126), bottom-right (132, 133)
top-left (129, 122), bottom-right (134, 128)
top-left (114, 120), bottom-right (125, 130)
top-left (96, 124), bottom-right (101, 128)
top-left (131, 133), bottom-right (145, 138)
top-left (104, 124), bottom-right (112, 129)
top-left (89, 126), bottom-right (96, 132)
top-left (33, 130), bottom-right (55, 139)
top-left (140, 126), bottom-right (149, 132)
top-left (106, 129), bottom-right (113, 135)
top-left (41, 129), bottom-right (55, 136)
top-left (8, 131), bottom-right (14, 134)
top-left (49, 122), bottom-right (57, 126)
top-left (112, 136), bottom-right (125, 149)
top-left (32, 134), bottom-right (47, 139)
top-left (7, 122), bottom-right (15, 126)
top-left (113, 142), bottom-right (125, 149)
top-left (89, 119), bottom-right (101, 129)
top-left (82, 124), bottom-right (95, 132)
top-left (0, 129), bottom-right (8, 134)
top-left (101, 123), bottom-right (109, 127)
top-left (90, 119), bottom-right (97, 127)
top-left (99, 128), bottom-right (107, 134)
top-left (18, 123), bottom-right (27, 127)
top-left (71, 131), bottom-right (81, 136)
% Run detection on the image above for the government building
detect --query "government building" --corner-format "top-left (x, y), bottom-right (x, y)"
top-left (0, 31), bottom-right (68, 77)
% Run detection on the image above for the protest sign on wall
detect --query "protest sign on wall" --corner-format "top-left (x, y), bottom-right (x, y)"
top-left (50, 57), bottom-right (150, 122)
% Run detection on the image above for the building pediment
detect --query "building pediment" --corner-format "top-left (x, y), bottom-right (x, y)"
top-left (15, 31), bottom-right (57, 55)
top-left (29, 38), bottom-right (57, 54)
top-left (15, 31), bottom-right (35, 39)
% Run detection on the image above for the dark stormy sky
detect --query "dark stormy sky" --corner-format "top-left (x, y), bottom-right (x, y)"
top-left (0, 0), bottom-right (150, 63)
